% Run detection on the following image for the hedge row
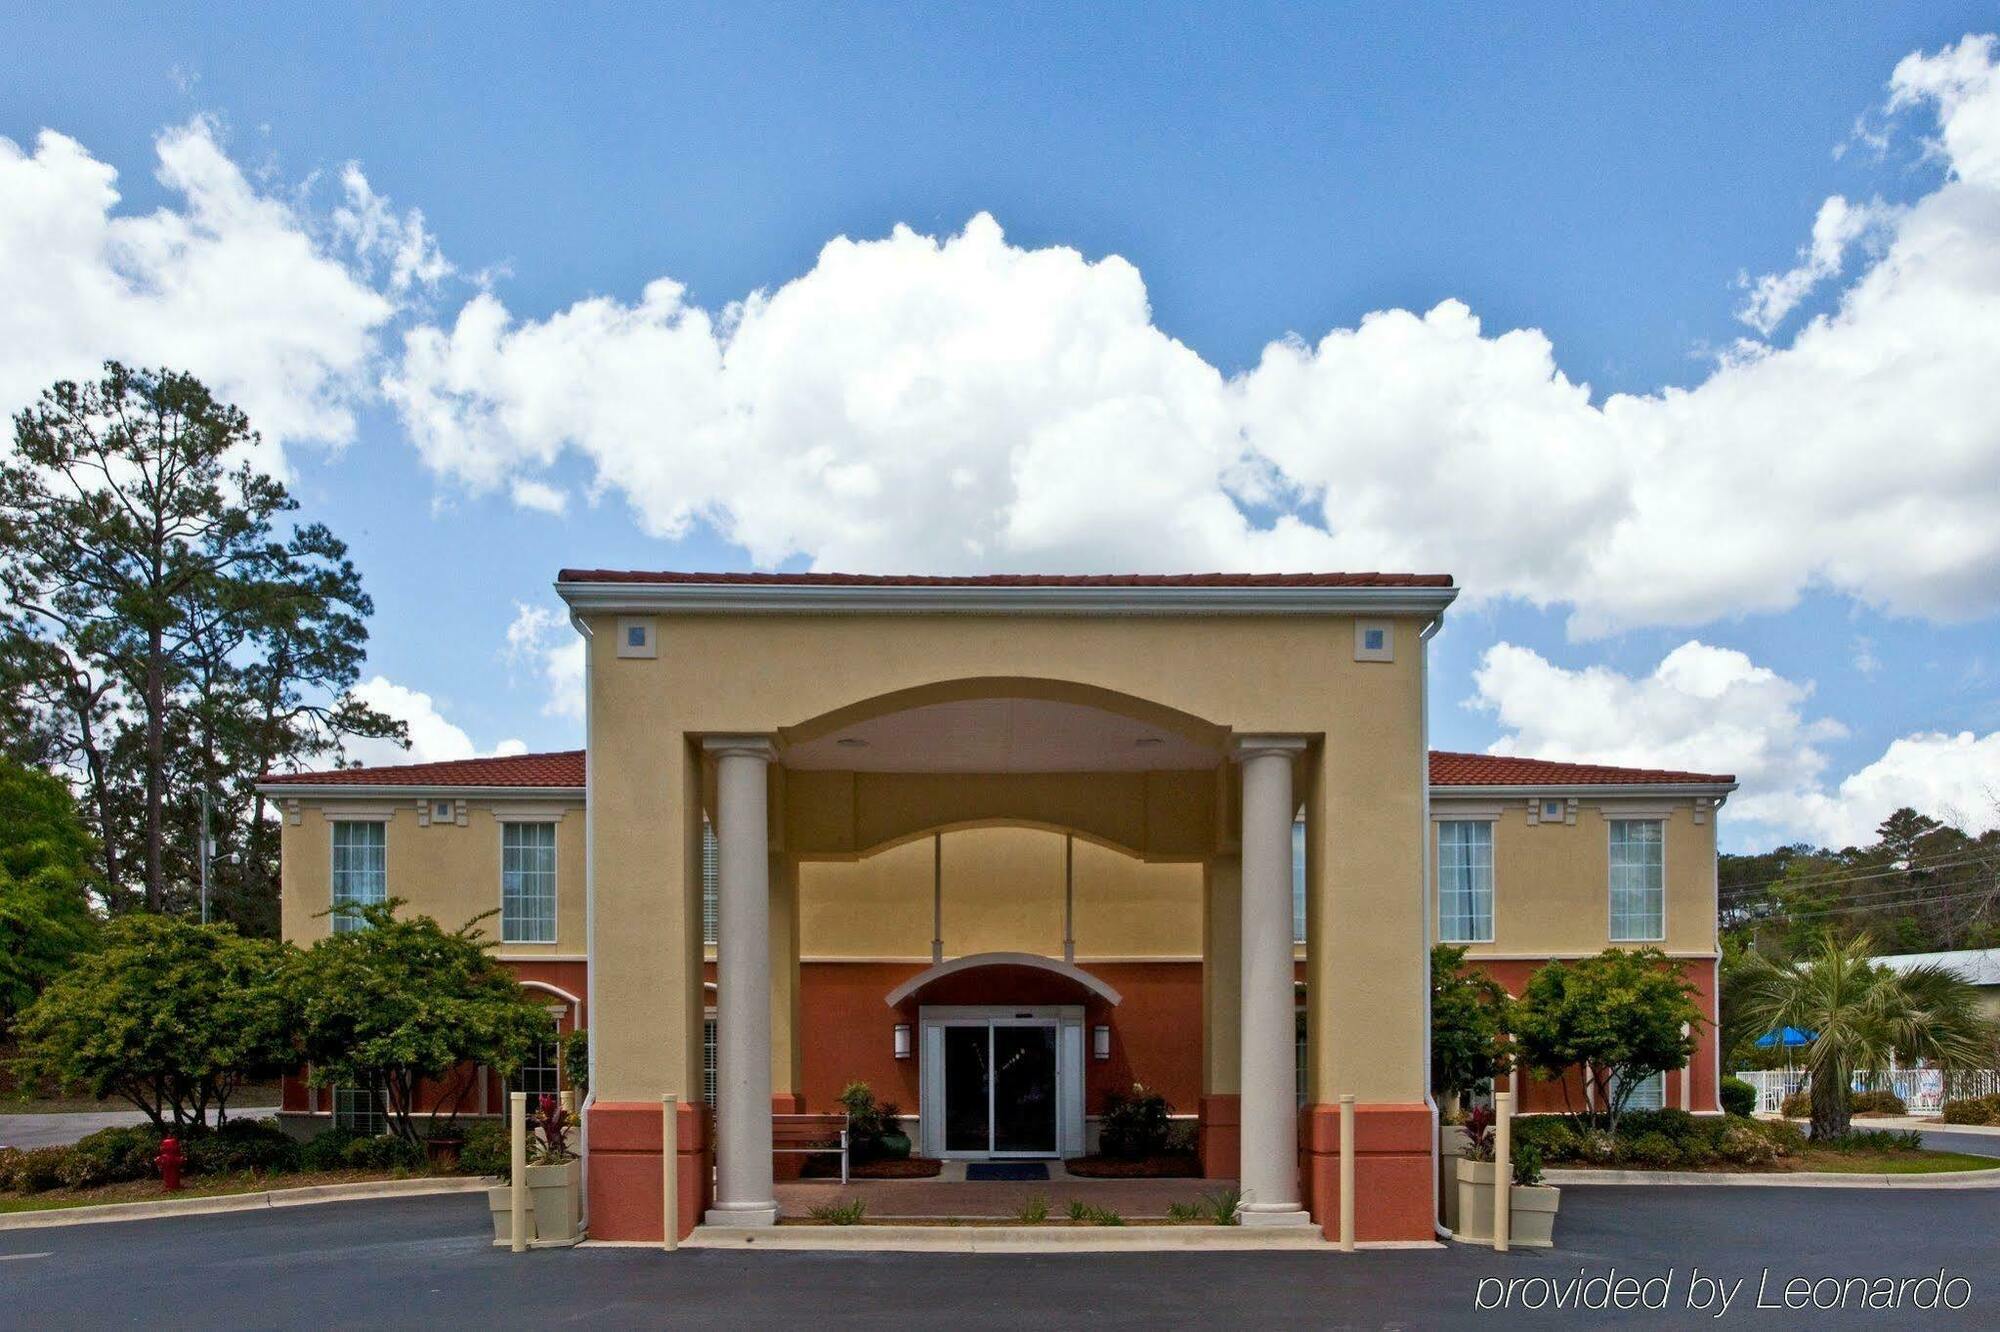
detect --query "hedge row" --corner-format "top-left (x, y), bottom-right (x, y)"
top-left (1942, 1094), bottom-right (2000, 1126)
top-left (1776, 1088), bottom-right (1908, 1119)
top-left (0, 1120), bottom-right (431, 1196)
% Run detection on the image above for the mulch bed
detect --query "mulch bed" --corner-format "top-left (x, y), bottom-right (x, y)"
top-left (1062, 1153), bottom-right (1201, 1179)
top-left (800, 1156), bottom-right (943, 1179)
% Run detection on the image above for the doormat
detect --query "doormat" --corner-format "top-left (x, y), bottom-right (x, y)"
top-left (966, 1163), bottom-right (1050, 1181)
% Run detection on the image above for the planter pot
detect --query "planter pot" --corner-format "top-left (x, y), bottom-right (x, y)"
top-left (1439, 1126), bottom-right (1473, 1232)
top-left (877, 1131), bottom-right (912, 1161)
top-left (1510, 1183), bottom-right (1561, 1248)
top-left (1453, 1158), bottom-right (1560, 1248)
top-left (527, 1159), bottom-right (582, 1244)
top-left (488, 1184), bottom-right (536, 1245)
top-left (424, 1137), bottom-right (463, 1170)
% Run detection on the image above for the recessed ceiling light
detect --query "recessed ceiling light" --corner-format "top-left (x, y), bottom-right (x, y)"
top-left (836, 737), bottom-right (868, 748)
top-left (1135, 737), bottom-right (1165, 748)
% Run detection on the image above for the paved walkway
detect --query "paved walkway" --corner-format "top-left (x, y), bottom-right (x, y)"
top-left (0, 1110), bottom-right (151, 1150)
top-left (777, 1163), bottom-right (1233, 1218)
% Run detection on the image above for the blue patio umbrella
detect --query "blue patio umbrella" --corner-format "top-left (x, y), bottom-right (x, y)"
top-left (1754, 1026), bottom-right (1816, 1048)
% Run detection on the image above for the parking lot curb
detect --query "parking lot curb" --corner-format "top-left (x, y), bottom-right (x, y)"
top-left (1547, 1166), bottom-right (2000, 1188)
top-left (0, 1175), bottom-right (490, 1231)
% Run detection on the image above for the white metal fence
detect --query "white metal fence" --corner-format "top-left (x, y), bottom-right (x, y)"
top-left (1734, 1067), bottom-right (2000, 1115)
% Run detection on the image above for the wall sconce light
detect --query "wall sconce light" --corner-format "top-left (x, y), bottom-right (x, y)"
top-left (1092, 1025), bottom-right (1111, 1061)
top-left (893, 1023), bottom-right (912, 1060)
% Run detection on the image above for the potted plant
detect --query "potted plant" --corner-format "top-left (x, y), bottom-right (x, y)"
top-left (526, 1095), bottom-right (582, 1245)
top-left (1453, 1108), bottom-right (1560, 1247)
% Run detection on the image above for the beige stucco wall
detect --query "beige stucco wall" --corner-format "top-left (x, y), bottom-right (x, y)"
top-left (1432, 800), bottom-right (1719, 958)
top-left (796, 825), bottom-right (1202, 961)
top-left (585, 608), bottom-right (1435, 1107)
top-left (277, 799), bottom-right (586, 955)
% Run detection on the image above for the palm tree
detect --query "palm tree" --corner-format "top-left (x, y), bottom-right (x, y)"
top-left (1738, 934), bottom-right (1997, 1139)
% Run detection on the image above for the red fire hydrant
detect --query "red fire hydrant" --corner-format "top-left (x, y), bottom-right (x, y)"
top-left (158, 1137), bottom-right (183, 1192)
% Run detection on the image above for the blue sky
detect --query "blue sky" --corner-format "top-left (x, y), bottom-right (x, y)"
top-left (6, 6), bottom-right (2000, 850)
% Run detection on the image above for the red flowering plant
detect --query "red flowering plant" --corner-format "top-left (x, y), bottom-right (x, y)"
top-left (531, 1095), bottom-right (577, 1165)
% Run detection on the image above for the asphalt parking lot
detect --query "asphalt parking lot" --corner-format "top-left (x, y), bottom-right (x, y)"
top-left (2, 1184), bottom-right (1996, 1329)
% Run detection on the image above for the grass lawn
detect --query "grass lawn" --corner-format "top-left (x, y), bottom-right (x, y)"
top-left (1788, 1149), bottom-right (2000, 1175)
top-left (0, 1166), bottom-right (455, 1214)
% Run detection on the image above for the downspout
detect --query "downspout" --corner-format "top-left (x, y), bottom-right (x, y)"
top-left (1418, 612), bottom-right (1450, 1240)
top-left (569, 610), bottom-right (596, 1230)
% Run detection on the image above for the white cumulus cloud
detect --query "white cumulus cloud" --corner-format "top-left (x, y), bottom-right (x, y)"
top-left (1470, 640), bottom-right (2000, 848)
top-left (382, 34), bottom-right (2000, 638)
top-left (0, 116), bottom-right (431, 470)
top-left (504, 603), bottom-right (585, 722)
top-left (343, 674), bottom-right (525, 767)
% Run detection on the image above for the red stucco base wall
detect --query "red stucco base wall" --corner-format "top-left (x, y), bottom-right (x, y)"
top-left (1300, 1102), bottom-right (1436, 1242)
top-left (586, 1099), bottom-right (711, 1241)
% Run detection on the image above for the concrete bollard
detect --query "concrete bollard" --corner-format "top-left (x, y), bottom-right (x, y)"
top-left (510, 1091), bottom-right (529, 1254)
top-left (1338, 1094), bottom-right (1355, 1252)
top-left (662, 1093), bottom-right (679, 1251)
top-left (1493, 1090), bottom-right (1512, 1253)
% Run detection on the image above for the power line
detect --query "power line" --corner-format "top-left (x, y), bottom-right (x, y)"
top-left (1725, 867), bottom-right (2000, 913)
top-left (1719, 849), bottom-right (1999, 903)
top-left (1726, 884), bottom-right (2000, 925)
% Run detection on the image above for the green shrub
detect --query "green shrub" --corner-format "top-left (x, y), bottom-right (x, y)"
top-left (1099, 1083), bottom-right (1172, 1160)
top-left (560, 1028), bottom-right (589, 1096)
top-left (1719, 1077), bottom-right (1757, 1117)
top-left (1821, 1127), bottom-right (1924, 1153)
top-left (1511, 1115), bottom-right (1581, 1162)
top-left (183, 1119), bottom-right (299, 1176)
top-left (459, 1120), bottom-right (511, 1177)
top-left (1620, 1108), bottom-right (1697, 1142)
top-left (836, 1082), bottom-right (905, 1160)
top-left (59, 1126), bottom-right (162, 1188)
top-left (1510, 1142), bottom-right (1545, 1187)
top-left (1624, 1132), bottom-right (1682, 1169)
top-left (1757, 1118), bottom-right (1807, 1156)
top-left (0, 1146), bottom-right (70, 1194)
top-left (298, 1127), bottom-right (363, 1172)
top-left (1849, 1089), bottom-right (1908, 1117)
top-left (1942, 1094), bottom-right (2000, 1126)
top-left (1779, 1091), bottom-right (1810, 1119)
top-left (1715, 1119), bottom-right (1779, 1167)
top-left (340, 1134), bottom-right (426, 1172)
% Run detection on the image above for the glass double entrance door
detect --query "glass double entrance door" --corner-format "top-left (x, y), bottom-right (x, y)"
top-left (941, 1020), bottom-right (1059, 1156)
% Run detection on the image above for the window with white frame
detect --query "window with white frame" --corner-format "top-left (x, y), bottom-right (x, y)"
top-left (501, 821), bottom-right (558, 943)
top-left (702, 1014), bottom-right (718, 1107)
top-left (333, 1083), bottom-right (387, 1134)
top-left (1291, 819), bottom-right (1307, 945)
top-left (701, 816), bottom-right (719, 946)
top-left (330, 820), bottom-right (387, 933)
top-left (1615, 1069), bottom-right (1666, 1111)
top-left (1609, 819), bottom-right (1665, 940)
top-left (511, 1034), bottom-right (562, 1098)
top-left (1437, 820), bottom-right (1495, 943)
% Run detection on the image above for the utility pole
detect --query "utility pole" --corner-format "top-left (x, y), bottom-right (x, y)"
top-left (199, 785), bottom-right (211, 925)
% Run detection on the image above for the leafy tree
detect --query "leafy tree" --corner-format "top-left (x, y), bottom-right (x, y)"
top-left (1429, 944), bottom-right (1512, 1114)
top-left (292, 900), bottom-right (555, 1142)
top-left (0, 363), bottom-right (404, 924)
top-left (0, 757), bottom-right (100, 1029)
top-left (1736, 933), bottom-right (1997, 1139)
top-left (1510, 948), bottom-right (1702, 1134)
top-left (11, 914), bottom-right (294, 1129)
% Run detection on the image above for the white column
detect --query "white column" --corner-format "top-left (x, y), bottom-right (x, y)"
top-left (704, 737), bottom-right (777, 1226)
top-left (1235, 735), bottom-right (1311, 1227)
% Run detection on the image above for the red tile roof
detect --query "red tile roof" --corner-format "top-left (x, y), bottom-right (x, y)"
top-left (1429, 751), bottom-right (1735, 787)
top-left (556, 569), bottom-right (1455, 588)
top-left (259, 750), bottom-right (584, 788)
top-left (263, 748), bottom-right (1731, 790)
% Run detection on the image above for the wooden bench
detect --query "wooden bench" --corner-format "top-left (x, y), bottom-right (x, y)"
top-left (772, 1112), bottom-right (850, 1184)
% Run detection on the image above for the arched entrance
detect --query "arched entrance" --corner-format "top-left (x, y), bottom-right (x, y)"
top-left (888, 953), bottom-right (1121, 1159)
